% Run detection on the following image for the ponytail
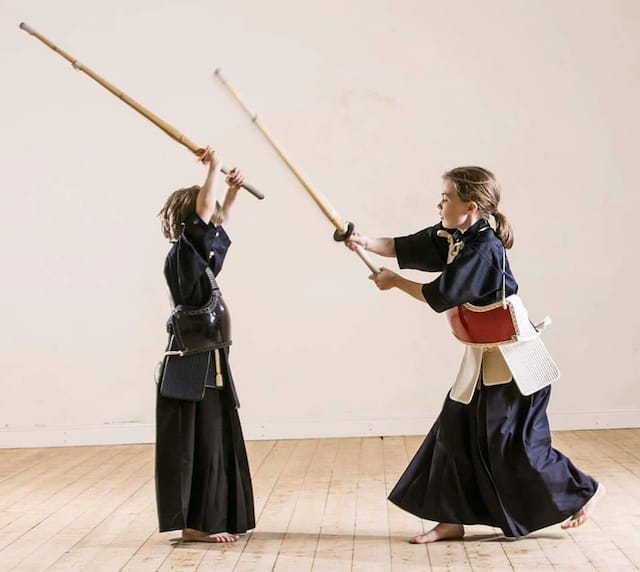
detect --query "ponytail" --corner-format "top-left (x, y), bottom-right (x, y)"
top-left (493, 210), bottom-right (514, 249)
top-left (443, 166), bottom-right (515, 249)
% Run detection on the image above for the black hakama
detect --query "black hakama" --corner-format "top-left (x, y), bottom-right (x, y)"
top-left (388, 219), bottom-right (598, 538)
top-left (155, 212), bottom-right (255, 534)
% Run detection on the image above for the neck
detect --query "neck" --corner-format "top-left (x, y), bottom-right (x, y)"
top-left (457, 215), bottom-right (481, 233)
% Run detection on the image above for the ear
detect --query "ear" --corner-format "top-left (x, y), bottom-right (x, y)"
top-left (466, 201), bottom-right (478, 214)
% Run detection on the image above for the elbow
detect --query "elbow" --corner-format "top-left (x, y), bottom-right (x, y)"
top-left (421, 286), bottom-right (448, 312)
top-left (388, 238), bottom-right (397, 257)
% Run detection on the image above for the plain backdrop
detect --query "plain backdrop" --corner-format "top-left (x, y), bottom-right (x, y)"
top-left (1, 0), bottom-right (638, 447)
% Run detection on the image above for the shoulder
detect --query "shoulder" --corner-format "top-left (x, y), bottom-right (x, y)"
top-left (396, 222), bottom-right (447, 243)
top-left (163, 211), bottom-right (218, 265)
top-left (395, 221), bottom-right (450, 272)
top-left (420, 221), bottom-right (447, 237)
top-left (181, 210), bottom-right (224, 247)
top-left (183, 211), bottom-right (213, 233)
top-left (468, 225), bottom-right (502, 248)
top-left (182, 211), bottom-right (230, 243)
top-left (455, 226), bottom-right (504, 264)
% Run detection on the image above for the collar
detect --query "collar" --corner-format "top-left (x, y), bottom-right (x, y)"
top-left (438, 219), bottom-right (490, 243)
top-left (460, 219), bottom-right (491, 242)
top-left (437, 219), bottom-right (491, 265)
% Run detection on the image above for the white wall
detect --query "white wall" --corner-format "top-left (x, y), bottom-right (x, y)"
top-left (1, 0), bottom-right (638, 447)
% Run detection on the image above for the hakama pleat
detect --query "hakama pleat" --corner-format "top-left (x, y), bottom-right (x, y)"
top-left (155, 348), bottom-right (255, 534)
top-left (388, 380), bottom-right (597, 538)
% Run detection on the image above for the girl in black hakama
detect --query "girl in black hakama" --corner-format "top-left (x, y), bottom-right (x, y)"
top-left (155, 150), bottom-right (255, 543)
top-left (346, 166), bottom-right (603, 542)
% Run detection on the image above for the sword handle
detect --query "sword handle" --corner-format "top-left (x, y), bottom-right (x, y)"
top-left (355, 245), bottom-right (381, 274)
top-left (220, 167), bottom-right (264, 200)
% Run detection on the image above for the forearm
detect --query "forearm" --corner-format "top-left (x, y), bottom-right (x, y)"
top-left (221, 189), bottom-right (239, 226)
top-left (393, 275), bottom-right (426, 302)
top-left (196, 167), bottom-right (220, 222)
top-left (361, 237), bottom-right (396, 257)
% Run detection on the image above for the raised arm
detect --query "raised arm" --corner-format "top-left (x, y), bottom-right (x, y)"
top-left (212, 168), bottom-right (244, 229)
top-left (195, 150), bottom-right (221, 223)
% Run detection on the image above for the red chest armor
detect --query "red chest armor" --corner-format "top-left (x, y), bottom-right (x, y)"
top-left (445, 299), bottom-right (519, 346)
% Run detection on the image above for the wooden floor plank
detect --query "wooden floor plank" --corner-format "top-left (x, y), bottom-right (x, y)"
top-left (311, 437), bottom-right (361, 572)
top-left (0, 445), bottom-right (141, 568)
top-left (352, 437), bottom-right (391, 572)
top-left (0, 429), bottom-right (637, 571)
top-left (228, 439), bottom-right (320, 572)
top-left (38, 449), bottom-right (153, 571)
top-left (383, 436), bottom-right (434, 572)
top-left (270, 439), bottom-right (335, 572)
top-left (0, 446), bottom-right (110, 515)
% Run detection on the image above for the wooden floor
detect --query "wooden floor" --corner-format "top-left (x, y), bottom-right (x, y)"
top-left (0, 429), bottom-right (638, 571)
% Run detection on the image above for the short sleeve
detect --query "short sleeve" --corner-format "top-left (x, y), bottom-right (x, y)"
top-left (421, 240), bottom-right (516, 312)
top-left (164, 212), bottom-right (232, 305)
top-left (394, 223), bottom-right (449, 272)
top-left (207, 225), bottom-right (231, 277)
top-left (181, 212), bottom-right (231, 276)
top-left (181, 212), bottom-right (218, 260)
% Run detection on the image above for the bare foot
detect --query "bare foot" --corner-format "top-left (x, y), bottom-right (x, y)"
top-left (410, 523), bottom-right (465, 544)
top-left (181, 528), bottom-right (240, 543)
top-left (561, 483), bottom-right (606, 530)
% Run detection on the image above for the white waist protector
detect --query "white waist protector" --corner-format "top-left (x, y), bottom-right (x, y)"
top-left (449, 295), bottom-right (560, 404)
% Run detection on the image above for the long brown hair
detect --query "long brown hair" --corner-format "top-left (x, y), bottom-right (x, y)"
top-left (158, 186), bottom-right (222, 241)
top-left (443, 166), bottom-right (514, 249)
top-left (158, 185), bottom-right (199, 241)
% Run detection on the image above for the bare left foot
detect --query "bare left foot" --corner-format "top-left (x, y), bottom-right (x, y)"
top-left (181, 528), bottom-right (240, 543)
top-left (561, 483), bottom-right (606, 530)
top-left (410, 523), bottom-right (465, 544)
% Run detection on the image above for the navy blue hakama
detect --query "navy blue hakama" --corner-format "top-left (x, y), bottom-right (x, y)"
top-left (388, 380), bottom-right (597, 538)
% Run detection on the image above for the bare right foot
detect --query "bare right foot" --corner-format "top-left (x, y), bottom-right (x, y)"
top-left (561, 483), bottom-right (606, 530)
top-left (181, 528), bottom-right (240, 543)
top-left (409, 523), bottom-right (465, 544)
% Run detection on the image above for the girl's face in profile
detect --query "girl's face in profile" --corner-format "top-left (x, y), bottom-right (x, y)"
top-left (437, 179), bottom-right (475, 231)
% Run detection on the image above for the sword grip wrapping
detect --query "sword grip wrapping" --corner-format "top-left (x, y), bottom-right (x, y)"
top-left (220, 167), bottom-right (264, 200)
top-left (239, 180), bottom-right (264, 200)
